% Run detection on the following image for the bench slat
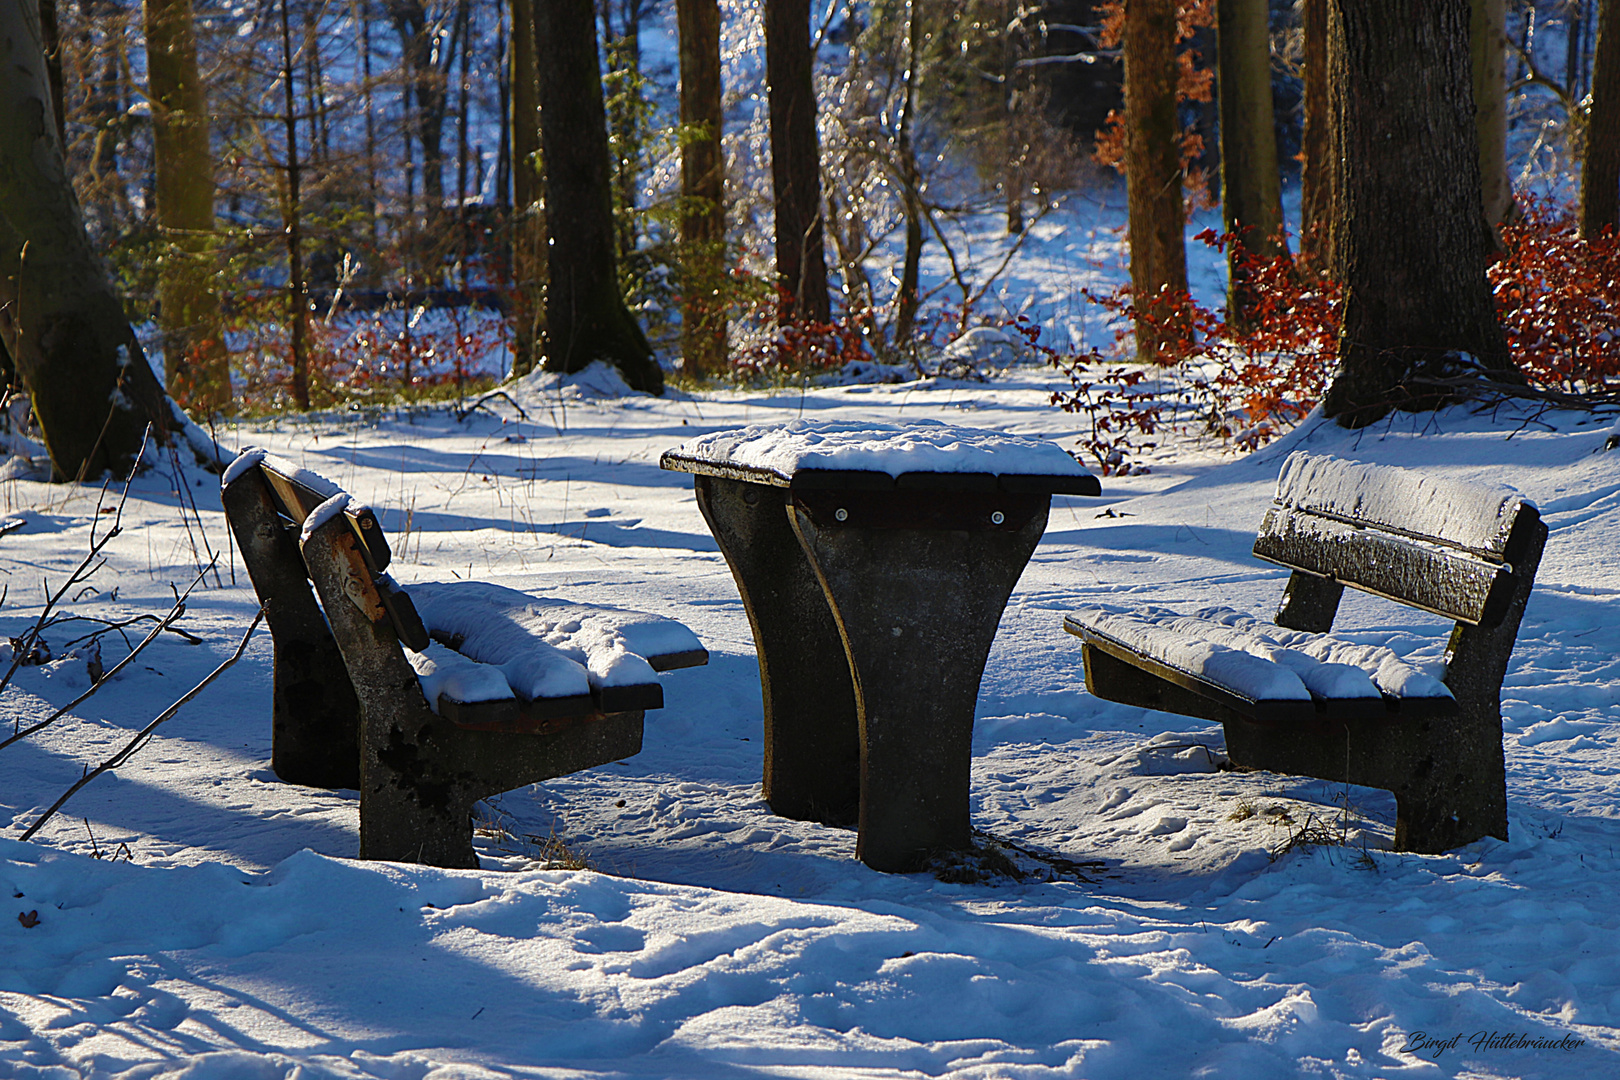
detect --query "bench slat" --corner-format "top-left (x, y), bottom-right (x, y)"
top-left (1253, 506), bottom-right (1519, 626)
top-left (1065, 609), bottom-right (1458, 725)
top-left (1272, 452), bottom-right (1531, 560)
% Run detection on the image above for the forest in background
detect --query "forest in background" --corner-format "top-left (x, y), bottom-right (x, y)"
top-left (1, 0), bottom-right (1618, 479)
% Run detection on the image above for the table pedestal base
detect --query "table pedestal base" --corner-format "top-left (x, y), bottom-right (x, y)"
top-left (698, 475), bottom-right (1048, 871)
top-left (696, 477), bottom-right (861, 824)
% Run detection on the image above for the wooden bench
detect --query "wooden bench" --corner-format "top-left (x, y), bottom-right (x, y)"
top-left (1066, 451), bottom-right (1546, 853)
top-left (220, 448), bottom-right (706, 868)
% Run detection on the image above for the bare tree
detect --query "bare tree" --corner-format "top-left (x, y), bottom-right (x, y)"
top-left (1322, 0), bottom-right (1515, 426)
top-left (144, 0), bottom-right (228, 409)
top-left (1582, 0), bottom-right (1620, 235)
top-left (764, 0), bottom-right (830, 326)
top-left (676, 0), bottom-right (725, 375)
top-left (0, 0), bottom-right (177, 479)
top-left (1123, 0), bottom-right (1188, 360)
top-left (1216, 0), bottom-right (1284, 324)
top-left (533, 0), bottom-right (662, 392)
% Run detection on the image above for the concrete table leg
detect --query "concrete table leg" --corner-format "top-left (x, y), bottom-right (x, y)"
top-left (221, 470), bottom-right (362, 789)
top-left (788, 497), bottom-right (1048, 872)
top-left (695, 476), bottom-right (861, 824)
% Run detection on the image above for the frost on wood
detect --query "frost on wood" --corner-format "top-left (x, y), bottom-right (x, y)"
top-left (1275, 452), bottom-right (1532, 556)
top-left (408, 582), bottom-right (702, 697)
top-left (664, 419), bottom-right (1094, 483)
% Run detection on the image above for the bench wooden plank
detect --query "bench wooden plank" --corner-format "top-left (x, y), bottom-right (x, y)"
top-left (1253, 506), bottom-right (1520, 626)
top-left (1065, 451), bottom-right (1545, 854)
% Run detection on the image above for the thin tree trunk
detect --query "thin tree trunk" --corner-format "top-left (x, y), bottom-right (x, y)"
top-left (0, 0), bottom-right (176, 480)
top-left (1471, 0), bottom-right (1511, 233)
top-left (1123, 0), bottom-right (1188, 361)
top-left (894, 0), bottom-right (924, 345)
top-left (533, 0), bottom-right (661, 393)
top-left (1298, 0), bottom-right (1333, 274)
top-left (1322, 0), bottom-right (1514, 427)
top-left (676, 0), bottom-right (726, 376)
top-left (509, 0), bottom-right (543, 376)
top-left (357, 0), bottom-right (381, 267)
top-left (602, 0), bottom-right (642, 262)
top-left (1568, 0), bottom-right (1587, 99)
top-left (764, 0), bottom-right (830, 326)
top-left (278, 0), bottom-right (310, 408)
top-left (1003, 0), bottom-right (1024, 235)
top-left (38, 0), bottom-right (65, 148)
top-left (1217, 0), bottom-right (1284, 325)
top-left (393, 1), bottom-right (449, 242)
top-left (1581, 0), bottom-right (1620, 236)
top-left (145, 0), bottom-right (227, 410)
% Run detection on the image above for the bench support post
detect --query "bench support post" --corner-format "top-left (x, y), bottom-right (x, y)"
top-left (695, 476), bottom-right (862, 826)
top-left (790, 505), bottom-right (1048, 872)
top-left (299, 515), bottom-right (643, 867)
top-left (221, 470), bottom-right (362, 789)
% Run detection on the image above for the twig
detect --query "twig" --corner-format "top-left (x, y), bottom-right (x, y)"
top-left (0, 558), bottom-right (215, 751)
top-left (18, 607), bottom-right (263, 842)
top-left (59, 613), bottom-right (205, 649)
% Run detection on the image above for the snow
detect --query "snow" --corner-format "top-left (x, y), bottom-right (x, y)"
top-left (406, 641), bottom-right (517, 713)
top-left (408, 582), bottom-right (702, 694)
top-left (662, 418), bottom-right (1096, 485)
top-left (4, 366), bottom-right (1620, 1077)
top-left (298, 491), bottom-right (352, 545)
top-left (1274, 451), bottom-right (1534, 556)
top-left (1071, 604), bottom-right (1455, 705)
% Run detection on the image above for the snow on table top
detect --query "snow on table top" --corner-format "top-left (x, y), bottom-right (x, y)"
top-left (1073, 605), bottom-right (1452, 703)
top-left (661, 419), bottom-right (1094, 483)
top-left (1276, 451), bottom-right (1532, 556)
top-left (409, 581), bottom-right (701, 695)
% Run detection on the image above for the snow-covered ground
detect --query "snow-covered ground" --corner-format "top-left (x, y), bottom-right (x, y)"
top-left (3, 360), bottom-right (1620, 1079)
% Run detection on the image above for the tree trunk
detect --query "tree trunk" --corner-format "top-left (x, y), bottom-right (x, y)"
top-left (0, 0), bottom-right (175, 480)
top-left (144, 0), bottom-right (227, 411)
top-left (894, 0), bottom-right (924, 346)
top-left (764, 0), bottom-right (830, 326)
top-left (601, 0), bottom-right (642, 263)
top-left (1217, 0), bottom-right (1284, 325)
top-left (1298, 0), bottom-right (1334, 274)
top-left (1322, 0), bottom-right (1514, 427)
top-left (1582, 0), bottom-right (1620, 237)
top-left (392, 1), bottom-right (449, 237)
top-left (278, 0), bottom-right (310, 408)
top-left (37, 0), bottom-right (65, 148)
top-left (509, 0), bottom-right (544, 376)
top-left (676, 0), bottom-right (726, 376)
top-left (1003, 0), bottom-right (1024, 235)
top-left (1123, 0), bottom-right (1188, 361)
top-left (1471, 0), bottom-right (1511, 233)
top-left (533, 0), bottom-right (662, 393)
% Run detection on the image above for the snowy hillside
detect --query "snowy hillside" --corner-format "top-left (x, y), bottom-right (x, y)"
top-left (3, 364), bottom-right (1619, 1078)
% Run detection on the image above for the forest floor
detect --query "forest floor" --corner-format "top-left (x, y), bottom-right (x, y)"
top-left (2, 350), bottom-right (1619, 1078)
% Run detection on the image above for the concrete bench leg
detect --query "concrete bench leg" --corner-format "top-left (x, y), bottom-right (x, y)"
top-left (696, 476), bottom-right (861, 826)
top-left (221, 470), bottom-right (361, 789)
top-left (789, 504), bottom-right (1048, 872)
top-left (299, 515), bottom-right (643, 867)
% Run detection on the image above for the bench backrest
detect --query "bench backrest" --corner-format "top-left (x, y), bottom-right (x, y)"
top-left (1251, 452), bottom-right (1543, 627)
top-left (228, 448), bottom-right (429, 650)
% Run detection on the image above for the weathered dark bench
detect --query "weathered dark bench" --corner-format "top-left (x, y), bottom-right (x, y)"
top-left (221, 448), bottom-right (706, 868)
top-left (1066, 451), bottom-right (1545, 853)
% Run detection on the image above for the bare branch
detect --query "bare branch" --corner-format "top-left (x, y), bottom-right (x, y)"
top-left (18, 608), bottom-right (264, 842)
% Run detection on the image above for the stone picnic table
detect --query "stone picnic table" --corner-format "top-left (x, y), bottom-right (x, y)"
top-left (660, 419), bottom-right (1100, 872)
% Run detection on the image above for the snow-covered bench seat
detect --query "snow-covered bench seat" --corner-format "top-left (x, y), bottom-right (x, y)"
top-left (1066, 451), bottom-right (1546, 854)
top-left (220, 449), bottom-right (707, 868)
